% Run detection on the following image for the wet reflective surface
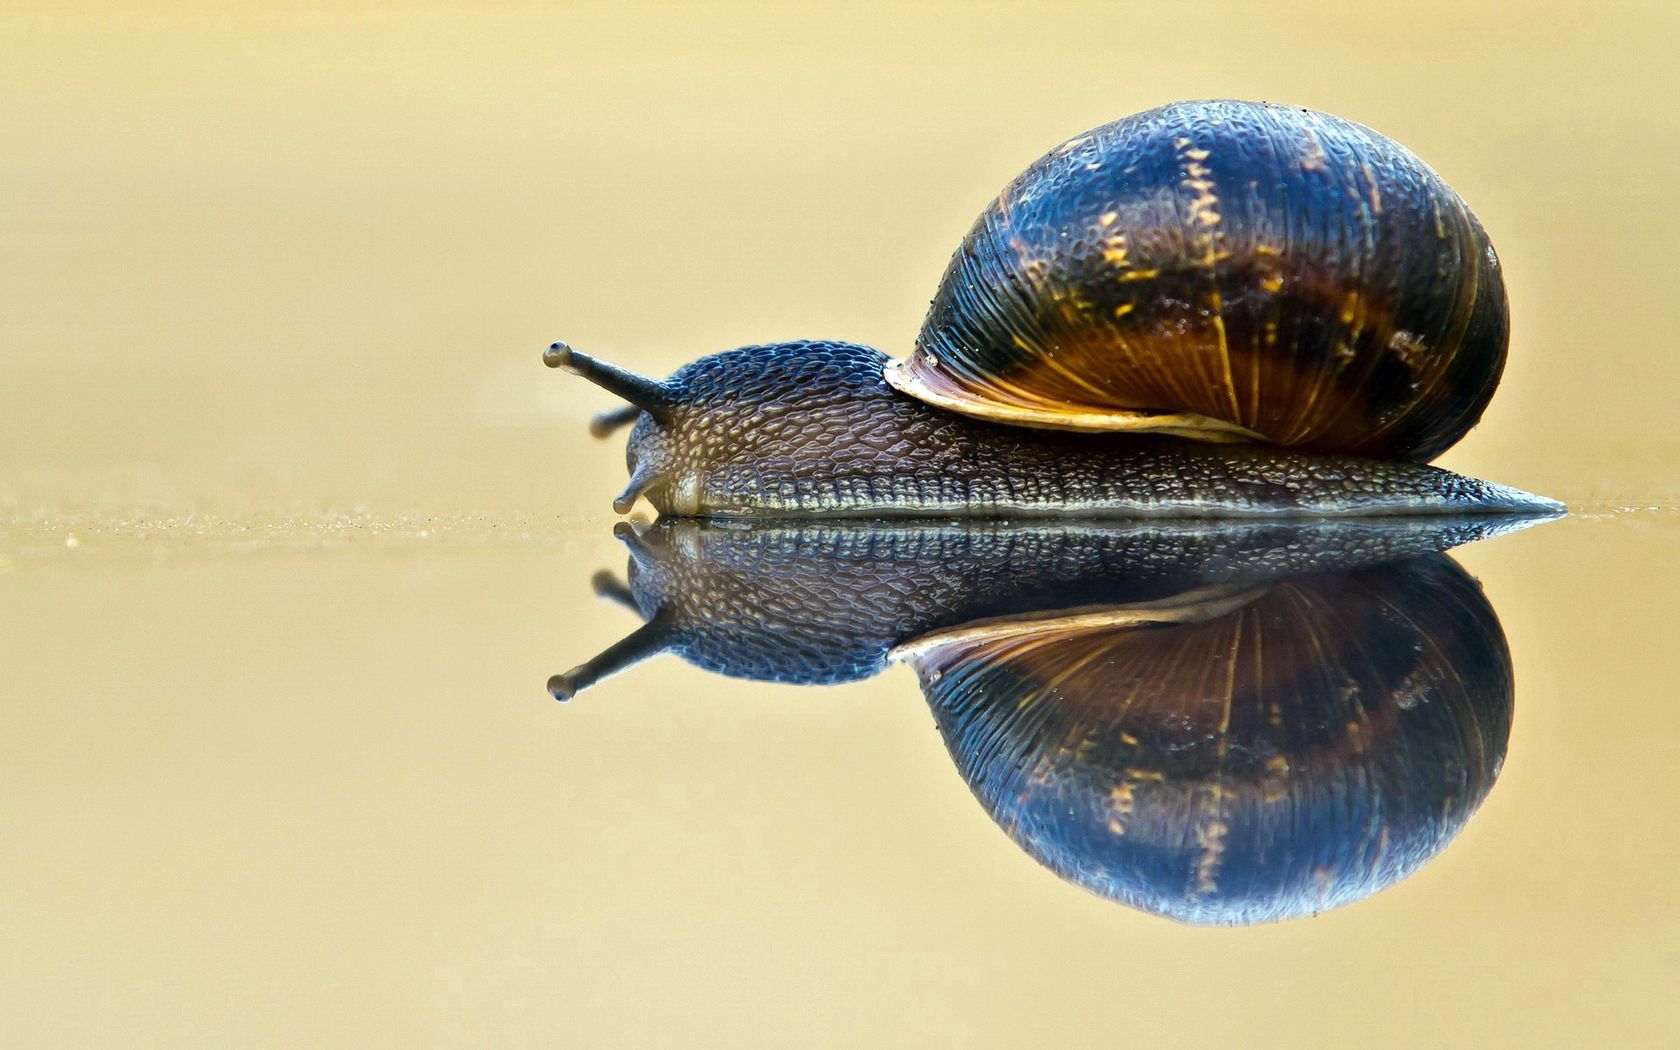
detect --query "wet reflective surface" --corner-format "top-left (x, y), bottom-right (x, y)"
top-left (6, 506), bottom-right (1679, 1047)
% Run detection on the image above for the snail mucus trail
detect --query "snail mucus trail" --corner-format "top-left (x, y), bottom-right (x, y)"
top-left (546, 100), bottom-right (1563, 520)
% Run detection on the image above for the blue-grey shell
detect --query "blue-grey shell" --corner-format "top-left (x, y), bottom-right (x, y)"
top-left (912, 553), bottom-right (1512, 924)
top-left (897, 100), bottom-right (1508, 461)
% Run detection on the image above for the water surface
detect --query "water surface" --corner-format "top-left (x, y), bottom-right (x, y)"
top-left (5, 2), bottom-right (1678, 1046)
top-left (4, 504), bottom-right (1676, 1047)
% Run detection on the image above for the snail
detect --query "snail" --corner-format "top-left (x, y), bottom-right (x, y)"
top-left (547, 99), bottom-right (1562, 519)
top-left (554, 519), bottom-right (1520, 923)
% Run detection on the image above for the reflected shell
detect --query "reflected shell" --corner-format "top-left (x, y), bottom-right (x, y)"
top-left (888, 100), bottom-right (1507, 461)
top-left (903, 554), bottom-right (1512, 925)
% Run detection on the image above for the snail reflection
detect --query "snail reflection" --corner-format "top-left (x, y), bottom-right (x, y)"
top-left (557, 518), bottom-right (1535, 925)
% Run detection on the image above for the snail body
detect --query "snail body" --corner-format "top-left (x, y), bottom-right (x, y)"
top-left (549, 100), bottom-right (1560, 519)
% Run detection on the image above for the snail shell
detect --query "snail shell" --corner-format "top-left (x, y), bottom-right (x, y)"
top-left (901, 553), bottom-right (1512, 924)
top-left (887, 100), bottom-right (1507, 461)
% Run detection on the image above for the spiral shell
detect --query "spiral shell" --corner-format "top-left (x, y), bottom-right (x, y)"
top-left (887, 100), bottom-right (1508, 461)
top-left (901, 554), bottom-right (1512, 924)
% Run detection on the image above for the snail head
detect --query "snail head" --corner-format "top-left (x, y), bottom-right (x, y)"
top-left (545, 339), bottom-right (889, 518)
top-left (543, 340), bottom-right (696, 514)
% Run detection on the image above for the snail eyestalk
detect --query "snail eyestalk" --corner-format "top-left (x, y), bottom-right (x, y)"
top-left (590, 569), bottom-right (639, 612)
top-left (612, 467), bottom-right (658, 515)
top-left (589, 406), bottom-right (642, 439)
top-left (548, 612), bottom-right (675, 701)
top-left (544, 341), bottom-right (674, 422)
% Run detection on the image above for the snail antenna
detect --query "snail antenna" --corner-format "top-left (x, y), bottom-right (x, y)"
top-left (548, 612), bottom-right (674, 701)
top-left (611, 518), bottom-right (661, 552)
top-left (591, 569), bottom-right (639, 612)
top-left (589, 406), bottom-right (642, 439)
top-left (612, 466), bottom-right (657, 514)
top-left (544, 341), bottom-right (673, 422)
top-left (611, 519), bottom-right (671, 567)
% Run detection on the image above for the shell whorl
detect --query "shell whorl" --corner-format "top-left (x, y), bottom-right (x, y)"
top-left (907, 552), bottom-right (1514, 924)
top-left (889, 100), bottom-right (1508, 462)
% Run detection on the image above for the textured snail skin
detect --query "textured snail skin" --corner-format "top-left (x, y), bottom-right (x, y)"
top-left (622, 342), bottom-right (1559, 519)
top-left (568, 516), bottom-right (1538, 688)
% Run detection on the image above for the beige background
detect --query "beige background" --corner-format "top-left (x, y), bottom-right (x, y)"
top-left (3, 2), bottom-right (1678, 1047)
top-left (4, 0), bottom-right (1678, 519)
